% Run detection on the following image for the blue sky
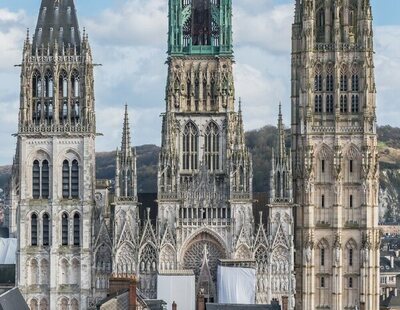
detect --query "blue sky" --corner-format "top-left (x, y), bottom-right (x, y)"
top-left (0, 0), bottom-right (399, 165)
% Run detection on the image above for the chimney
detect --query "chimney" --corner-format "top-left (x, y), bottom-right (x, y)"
top-left (172, 301), bottom-right (177, 310)
top-left (281, 296), bottom-right (289, 310)
top-left (391, 255), bottom-right (395, 269)
top-left (109, 274), bottom-right (138, 310)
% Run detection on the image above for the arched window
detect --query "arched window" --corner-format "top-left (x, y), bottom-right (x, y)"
top-left (340, 74), bottom-right (348, 91)
top-left (314, 95), bottom-right (322, 113)
top-left (351, 75), bottom-right (359, 91)
top-left (71, 160), bottom-right (79, 198)
top-left (340, 95), bottom-right (348, 113)
top-left (314, 75), bottom-right (322, 91)
top-left (59, 70), bottom-right (68, 98)
top-left (73, 213), bottom-right (80, 246)
top-left (42, 160), bottom-right (49, 199)
top-left (321, 195), bottom-right (325, 208)
top-left (44, 71), bottom-right (53, 97)
top-left (43, 213), bottom-right (50, 246)
top-left (351, 95), bottom-right (359, 113)
top-left (316, 9), bottom-right (325, 42)
top-left (326, 75), bottom-right (334, 92)
top-left (61, 213), bottom-right (68, 246)
top-left (326, 95), bottom-right (334, 113)
top-left (31, 214), bottom-right (38, 246)
top-left (71, 71), bottom-right (80, 98)
top-left (194, 79), bottom-right (200, 110)
top-left (182, 122), bottom-right (198, 170)
top-left (62, 160), bottom-right (70, 199)
top-left (204, 122), bottom-right (220, 171)
top-left (32, 71), bottom-right (41, 98)
top-left (321, 248), bottom-right (325, 266)
top-left (32, 160), bottom-right (40, 199)
top-left (349, 248), bottom-right (353, 266)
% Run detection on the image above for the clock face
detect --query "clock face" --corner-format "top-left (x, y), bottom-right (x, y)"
top-left (182, 0), bottom-right (220, 47)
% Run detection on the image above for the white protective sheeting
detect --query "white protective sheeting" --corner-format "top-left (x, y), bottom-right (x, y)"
top-left (0, 238), bottom-right (17, 264)
top-left (157, 274), bottom-right (196, 310)
top-left (217, 266), bottom-right (256, 304)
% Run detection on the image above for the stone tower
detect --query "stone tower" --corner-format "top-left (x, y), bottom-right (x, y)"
top-left (11, 0), bottom-right (96, 308)
top-left (265, 104), bottom-right (295, 308)
top-left (291, 0), bottom-right (380, 309)
top-left (156, 0), bottom-right (254, 302)
top-left (112, 105), bottom-right (139, 276)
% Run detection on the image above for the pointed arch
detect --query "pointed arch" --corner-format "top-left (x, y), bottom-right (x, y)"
top-left (139, 243), bottom-right (157, 274)
top-left (39, 298), bottom-right (48, 310)
top-left (182, 121), bottom-right (199, 170)
top-left (204, 121), bottom-right (220, 171)
top-left (317, 238), bottom-right (329, 249)
top-left (59, 258), bottom-right (69, 284)
top-left (159, 244), bottom-right (176, 271)
top-left (40, 258), bottom-right (49, 285)
top-left (316, 144), bottom-right (333, 160)
top-left (346, 238), bottom-right (357, 250)
top-left (235, 244), bottom-right (252, 259)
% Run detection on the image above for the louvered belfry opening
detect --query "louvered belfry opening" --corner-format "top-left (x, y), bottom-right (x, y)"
top-left (191, 0), bottom-right (212, 45)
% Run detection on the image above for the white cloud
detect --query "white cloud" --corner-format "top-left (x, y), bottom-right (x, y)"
top-left (0, 1), bottom-right (399, 165)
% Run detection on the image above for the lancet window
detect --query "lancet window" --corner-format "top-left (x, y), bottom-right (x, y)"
top-left (31, 213), bottom-right (38, 246)
top-left (340, 95), bottom-right (348, 113)
top-left (61, 213), bottom-right (68, 246)
top-left (44, 70), bottom-right (53, 98)
top-left (32, 159), bottom-right (50, 199)
top-left (73, 213), bottom-right (80, 246)
top-left (182, 122), bottom-right (198, 171)
top-left (204, 122), bottom-right (220, 171)
top-left (326, 95), bottom-right (334, 113)
top-left (43, 213), bottom-right (50, 246)
top-left (62, 159), bottom-right (79, 199)
top-left (314, 95), bottom-right (322, 113)
top-left (351, 95), bottom-right (359, 113)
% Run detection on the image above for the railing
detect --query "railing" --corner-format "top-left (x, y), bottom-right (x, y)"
top-left (314, 43), bottom-right (361, 52)
top-left (344, 207), bottom-right (360, 227)
top-left (19, 123), bottom-right (95, 134)
top-left (178, 217), bottom-right (231, 226)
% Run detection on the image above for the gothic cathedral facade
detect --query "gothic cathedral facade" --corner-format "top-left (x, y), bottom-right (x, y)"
top-left (292, 0), bottom-right (380, 309)
top-left (7, 0), bottom-right (382, 309)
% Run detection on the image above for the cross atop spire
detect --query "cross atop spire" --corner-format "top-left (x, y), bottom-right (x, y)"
top-left (33, 0), bottom-right (81, 52)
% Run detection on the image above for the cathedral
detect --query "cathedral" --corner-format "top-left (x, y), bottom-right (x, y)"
top-left (6, 0), bottom-right (380, 309)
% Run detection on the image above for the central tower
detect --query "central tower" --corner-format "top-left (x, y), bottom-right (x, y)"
top-left (156, 0), bottom-right (254, 302)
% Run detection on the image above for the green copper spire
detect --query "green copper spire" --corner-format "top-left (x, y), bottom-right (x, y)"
top-left (168, 0), bottom-right (233, 56)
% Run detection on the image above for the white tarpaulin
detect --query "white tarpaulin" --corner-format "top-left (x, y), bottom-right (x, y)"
top-left (0, 238), bottom-right (17, 264)
top-left (217, 266), bottom-right (256, 304)
top-left (157, 273), bottom-right (196, 310)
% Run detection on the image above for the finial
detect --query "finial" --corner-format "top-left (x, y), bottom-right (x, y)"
top-left (259, 211), bottom-right (263, 224)
top-left (146, 208), bottom-right (150, 220)
top-left (279, 101), bottom-right (282, 116)
top-left (26, 28), bottom-right (30, 42)
top-left (238, 97), bottom-right (242, 113)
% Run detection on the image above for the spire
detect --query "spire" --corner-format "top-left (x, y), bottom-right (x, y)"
top-left (294, 0), bottom-right (301, 23)
top-left (33, 0), bottom-right (81, 53)
top-left (121, 104), bottom-right (132, 157)
top-left (277, 102), bottom-right (286, 160)
top-left (236, 98), bottom-right (245, 147)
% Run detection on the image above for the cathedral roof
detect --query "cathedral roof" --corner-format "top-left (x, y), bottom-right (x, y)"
top-left (33, 0), bottom-right (81, 51)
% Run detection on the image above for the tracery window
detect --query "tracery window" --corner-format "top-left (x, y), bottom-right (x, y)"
top-left (351, 74), bottom-right (359, 91)
top-left (182, 122), bottom-right (199, 170)
top-left (71, 70), bottom-right (80, 98)
top-left (31, 213), bottom-right (38, 246)
top-left (73, 213), bottom-right (80, 246)
top-left (314, 75), bottom-right (323, 92)
top-left (326, 95), bottom-right (334, 113)
top-left (326, 75), bottom-right (334, 92)
top-left (59, 70), bottom-right (68, 98)
top-left (204, 122), bottom-right (220, 171)
top-left (340, 74), bottom-right (348, 91)
top-left (314, 95), bottom-right (322, 113)
top-left (340, 95), bottom-right (348, 113)
top-left (61, 213), bottom-right (68, 246)
top-left (140, 244), bottom-right (157, 273)
top-left (351, 95), bottom-right (359, 113)
top-left (32, 160), bottom-right (50, 199)
top-left (71, 160), bottom-right (79, 198)
top-left (43, 213), bottom-right (50, 246)
top-left (32, 70), bottom-right (42, 98)
top-left (44, 70), bottom-right (53, 97)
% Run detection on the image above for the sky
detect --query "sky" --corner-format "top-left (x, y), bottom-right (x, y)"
top-left (0, 0), bottom-right (399, 165)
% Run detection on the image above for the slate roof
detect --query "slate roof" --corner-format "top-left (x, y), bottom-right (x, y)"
top-left (33, 0), bottom-right (81, 52)
top-left (380, 256), bottom-right (400, 273)
top-left (0, 287), bottom-right (29, 310)
top-left (381, 293), bottom-right (400, 309)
